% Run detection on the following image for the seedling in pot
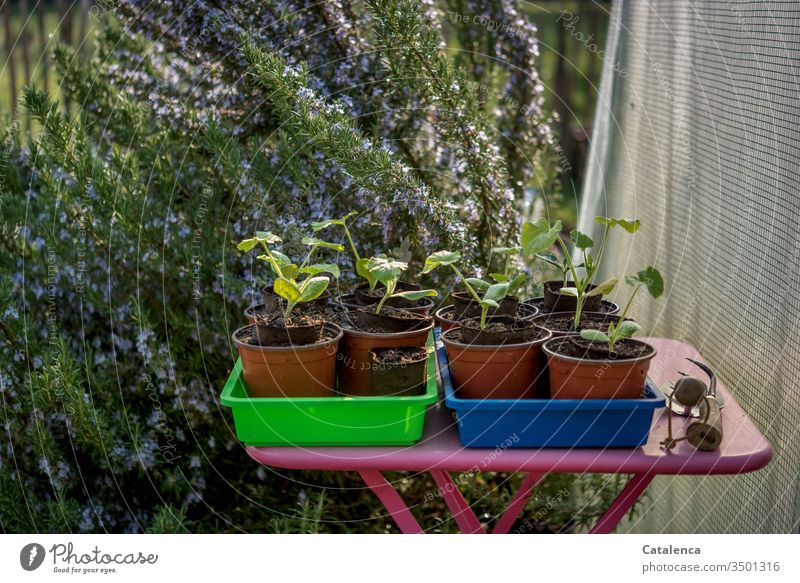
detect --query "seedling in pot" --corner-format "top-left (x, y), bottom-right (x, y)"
top-left (524, 216), bottom-right (641, 329)
top-left (422, 251), bottom-right (512, 329)
top-left (579, 266), bottom-right (664, 352)
top-left (237, 231), bottom-right (342, 320)
top-left (366, 255), bottom-right (437, 314)
top-left (311, 212), bottom-right (380, 291)
top-left (487, 246), bottom-right (527, 297)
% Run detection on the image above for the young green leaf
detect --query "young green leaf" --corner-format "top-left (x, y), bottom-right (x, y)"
top-left (585, 277), bottom-right (618, 297)
top-left (506, 273), bottom-right (527, 296)
top-left (594, 216), bottom-right (641, 234)
top-left (356, 258), bottom-right (378, 289)
top-left (536, 253), bottom-right (561, 268)
top-left (311, 212), bottom-right (357, 231)
top-left (237, 231), bottom-right (282, 251)
top-left (422, 250), bottom-right (461, 273)
top-left (488, 273), bottom-right (508, 283)
top-left (521, 218), bottom-right (562, 256)
top-left (299, 276), bottom-right (330, 302)
top-left (570, 229), bottom-right (595, 250)
top-left (559, 286), bottom-right (579, 297)
top-left (392, 289), bottom-right (438, 301)
top-left (366, 255), bottom-right (407, 284)
top-left (625, 266), bottom-right (664, 299)
top-left (273, 278), bottom-right (302, 303)
top-left (616, 320), bottom-right (642, 338)
top-left (465, 277), bottom-right (491, 291)
top-left (299, 263), bottom-right (340, 278)
top-left (580, 329), bottom-right (610, 343)
top-left (301, 236), bottom-right (345, 252)
top-left (481, 282), bottom-right (510, 304)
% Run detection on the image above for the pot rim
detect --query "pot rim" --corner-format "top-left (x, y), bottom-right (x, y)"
top-left (335, 292), bottom-right (436, 310)
top-left (522, 297), bottom-right (620, 312)
top-left (341, 319), bottom-right (434, 339)
top-left (451, 291), bottom-right (520, 303)
top-left (441, 324), bottom-right (551, 351)
top-left (534, 310), bottom-right (623, 322)
top-left (542, 333), bottom-right (657, 364)
top-left (232, 322), bottom-right (343, 352)
top-left (436, 303), bottom-right (538, 321)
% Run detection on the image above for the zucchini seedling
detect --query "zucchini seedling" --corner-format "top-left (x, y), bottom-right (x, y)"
top-left (580, 266), bottom-right (664, 352)
top-left (311, 212), bottom-right (381, 291)
top-left (237, 231), bottom-right (342, 319)
top-left (366, 255), bottom-right (437, 314)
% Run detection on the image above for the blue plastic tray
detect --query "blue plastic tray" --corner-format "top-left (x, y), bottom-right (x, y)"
top-left (436, 330), bottom-right (666, 448)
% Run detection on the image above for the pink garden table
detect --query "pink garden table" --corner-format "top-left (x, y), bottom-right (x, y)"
top-left (247, 338), bottom-right (772, 534)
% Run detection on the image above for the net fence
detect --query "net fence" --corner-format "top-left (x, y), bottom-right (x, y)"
top-left (577, 0), bottom-right (800, 533)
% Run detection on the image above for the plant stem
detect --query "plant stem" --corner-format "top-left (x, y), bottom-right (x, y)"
top-left (450, 265), bottom-right (483, 304)
top-left (557, 238), bottom-right (580, 289)
top-left (259, 242), bottom-right (285, 279)
top-left (590, 226), bottom-right (611, 285)
top-left (342, 224), bottom-right (360, 262)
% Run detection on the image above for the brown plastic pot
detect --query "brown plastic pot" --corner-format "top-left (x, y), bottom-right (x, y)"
top-left (434, 302), bottom-right (538, 332)
top-left (338, 319), bottom-right (434, 396)
top-left (261, 285), bottom-right (330, 313)
top-left (534, 311), bottom-right (626, 338)
top-left (369, 346), bottom-right (429, 396)
top-left (441, 326), bottom-right (551, 400)
top-left (543, 334), bottom-right (657, 400)
top-left (522, 297), bottom-right (619, 316)
top-left (452, 291), bottom-right (518, 319)
top-left (542, 280), bottom-right (602, 312)
top-left (233, 323), bottom-right (343, 398)
top-left (336, 293), bottom-right (434, 315)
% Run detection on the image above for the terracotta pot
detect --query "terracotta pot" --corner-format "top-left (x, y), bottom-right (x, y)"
top-left (233, 323), bottom-right (343, 398)
top-left (435, 303), bottom-right (538, 332)
top-left (522, 297), bottom-right (619, 316)
top-left (254, 315), bottom-right (324, 345)
top-left (336, 293), bottom-right (434, 315)
top-left (452, 291), bottom-right (518, 320)
top-left (354, 281), bottom-right (430, 309)
top-left (543, 335), bottom-right (657, 400)
top-left (542, 280), bottom-right (601, 312)
top-left (261, 285), bottom-right (330, 313)
top-left (441, 326), bottom-right (551, 400)
top-left (338, 319), bottom-right (434, 396)
top-left (534, 311), bottom-right (625, 338)
top-left (369, 346), bottom-right (428, 396)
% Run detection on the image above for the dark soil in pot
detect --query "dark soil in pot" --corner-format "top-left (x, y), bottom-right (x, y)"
top-left (458, 316), bottom-right (543, 345)
top-left (347, 307), bottom-right (432, 334)
top-left (369, 346), bottom-right (428, 396)
top-left (534, 311), bottom-right (626, 337)
top-left (261, 285), bottom-right (330, 313)
top-left (336, 292), bottom-right (434, 315)
top-left (523, 297), bottom-right (619, 315)
top-left (254, 312), bottom-right (325, 346)
top-left (435, 303), bottom-right (538, 331)
top-left (547, 336), bottom-right (654, 360)
top-left (542, 280), bottom-right (602, 312)
top-left (452, 291), bottom-right (518, 319)
top-left (354, 281), bottom-right (423, 308)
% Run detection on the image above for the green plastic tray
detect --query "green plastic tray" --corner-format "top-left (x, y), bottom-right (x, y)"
top-left (220, 333), bottom-right (437, 446)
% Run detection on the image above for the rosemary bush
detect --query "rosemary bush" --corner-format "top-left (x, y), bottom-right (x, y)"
top-left (0, 1), bottom-right (627, 533)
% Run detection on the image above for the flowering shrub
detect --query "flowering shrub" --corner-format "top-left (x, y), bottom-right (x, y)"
top-left (0, 1), bottom-right (624, 533)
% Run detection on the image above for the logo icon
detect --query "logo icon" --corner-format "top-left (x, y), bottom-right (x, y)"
top-left (20, 543), bottom-right (46, 571)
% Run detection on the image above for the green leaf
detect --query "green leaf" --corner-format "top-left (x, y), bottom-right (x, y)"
top-left (536, 253), bottom-right (561, 268)
top-left (300, 263), bottom-right (340, 278)
top-left (559, 287), bottom-right (579, 297)
top-left (356, 258), bottom-right (377, 288)
top-left (490, 246), bottom-right (520, 255)
top-left (299, 276), bottom-right (330, 302)
top-left (480, 298), bottom-right (499, 309)
top-left (570, 229), bottom-right (595, 250)
top-left (580, 329), bottom-right (610, 343)
top-left (586, 277), bottom-right (618, 297)
top-left (625, 266), bottom-right (664, 299)
top-left (521, 218), bottom-right (562, 256)
top-left (488, 273), bottom-right (508, 283)
top-left (466, 277), bottom-right (491, 291)
top-left (270, 250), bottom-right (293, 266)
top-left (282, 264), bottom-right (300, 280)
top-left (301, 236), bottom-right (345, 252)
top-left (422, 250), bottom-right (461, 273)
top-left (311, 212), bottom-right (357, 231)
top-left (482, 282), bottom-right (509, 303)
top-left (506, 273), bottom-right (527, 295)
top-left (392, 289), bottom-right (438, 301)
top-left (273, 278), bottom-right (302, 303)
top-left (238, 231), bottom-right (282, 251)
top-left (594, 216), bottom-right (641, 234)
top-left (366, 255), bottom-right (407, 284)
top-left (616, 320), bottom-right (641, 338)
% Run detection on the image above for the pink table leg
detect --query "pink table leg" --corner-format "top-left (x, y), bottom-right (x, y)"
top-left (430, 470), bottom-right (486, 534)
top-left (590, 474), bottom-right (654, 534)
top-left (492, 472), bottom-right (547, 534)
top-left (358, 470), bottom-right (424, 534)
